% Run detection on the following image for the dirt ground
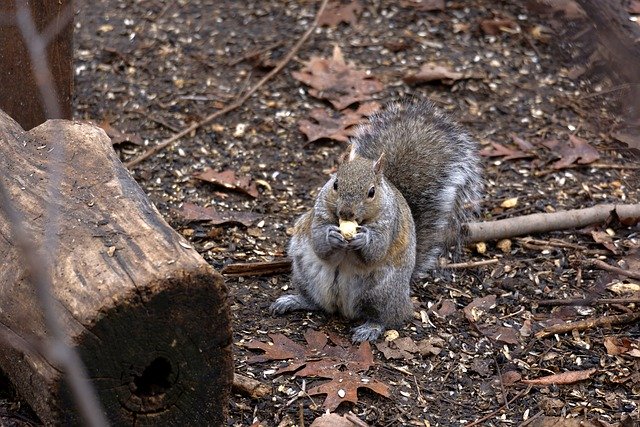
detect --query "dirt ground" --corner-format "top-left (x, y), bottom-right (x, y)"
top-left (2, 0), bottom-right (640, 426)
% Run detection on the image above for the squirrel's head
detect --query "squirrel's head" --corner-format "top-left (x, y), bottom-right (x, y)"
top-left (331, 149), bottom-right (385, 224)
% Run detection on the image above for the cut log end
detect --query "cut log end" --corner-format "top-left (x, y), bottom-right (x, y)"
top-left (56, 269), bottom-right (233, 425)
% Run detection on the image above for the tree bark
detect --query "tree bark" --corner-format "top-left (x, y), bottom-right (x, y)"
top-left (0, 109), bottom-right (232, 425)
top-left (0, 1), bottom-right (73, 129)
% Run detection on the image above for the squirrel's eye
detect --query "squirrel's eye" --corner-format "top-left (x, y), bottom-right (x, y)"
top-left (367, 186), bottom-right (375, 198)
top-left (333, 180), bottom-right (338, 191)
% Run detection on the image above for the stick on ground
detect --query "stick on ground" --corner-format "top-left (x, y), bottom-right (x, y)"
top-left (467, 203), bottom-right (640, 243)
top-left (535, 312), bottom-right (640, 339)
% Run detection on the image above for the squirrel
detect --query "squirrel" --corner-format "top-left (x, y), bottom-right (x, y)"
top-left (271, 100), bottom-right (482, 342)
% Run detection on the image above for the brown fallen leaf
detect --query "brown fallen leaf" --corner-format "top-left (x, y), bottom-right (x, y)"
top-left (478, 324), bottom-right (520, 345)
top-left (416, 337), bottom-right (444, 356)
top-left (522, 368), bottom-right (596, 385)
top-left (98, 119), bottom-right (143, 146)
top-left (542, 135), bottom-right (600, 169)
top-left (399, 0), bottom-right (445, 11)
top-left (319, 0), bottom-right (362, 28)
top-left (299, 102), bottom-right (381, 143)
top-left (479, 141), bottom-right (533, 160)
top-left (501, 370), bottom-right (522, 386)
top-left (292, 45), bottom-right (383, 110)
top-left (463, 295), bottom-right (497, 323)
top-left (434, 299), bottom-right (457, 318)
top-left (307, 370), bottom-right (390, 411)
top-left (603, 336), bottom-right (634, 356)
top-left (403, 63), bottom-right (465, 85)
top-left (590, 229), bottom-right (619, 254)
top-left (310, 412), bottom-right (368, 427)
top-left (194, 168), bottom-right (259, 198)
top-left (531, 416), bottom-right (611, 427)
top-left (179, 203), bottom-right (262, 227)
top-left (479, 18), bottom-right (519, 36)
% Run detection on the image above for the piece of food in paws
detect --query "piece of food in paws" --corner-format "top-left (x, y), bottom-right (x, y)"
top-left (338, 220), bottom-right (358, 240)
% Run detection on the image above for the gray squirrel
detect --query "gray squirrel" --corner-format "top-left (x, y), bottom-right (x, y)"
top-left (271, 100), bottom-right (482, 342)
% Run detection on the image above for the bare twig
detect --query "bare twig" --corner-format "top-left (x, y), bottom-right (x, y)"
top-left (535, 312), bottom-right (640, 339)
top-left (468, 203), bottom-right (640, 243)
top-left (232, 373), bottom-right (270, 399)
top-left (221, 260), bottom-right (292, 276)
top-left (587, 259), bottom-right (640, 280)
top-left (125, 0), bottom-right (330, 168)
top-left (536, 297), bottom-right (640, 306)
top-left (442, 259), bottom-right (499, 269)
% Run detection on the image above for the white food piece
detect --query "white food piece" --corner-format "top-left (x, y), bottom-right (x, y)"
top-left (339, 220), bottom-right (358, 240)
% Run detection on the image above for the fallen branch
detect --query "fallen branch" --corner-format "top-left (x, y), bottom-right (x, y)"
top-left (587, 259), bottom-right (640, 280)
top-left (536, 297), bottom-right (640, 306)
top-left (468, 203), bottom-right (640, 243)
top-left (442, 259), bottom-right (499, 269)
top-left (521, 368), bottom-right (596, 386)
top-left (232, 373), bottom-right (270, 399)
top-left (125, 0), bottom-right (330, 168)
top-left (221, 260), bottom-right (292, 276)
top-left (535, 312), bottom-right (640, 339)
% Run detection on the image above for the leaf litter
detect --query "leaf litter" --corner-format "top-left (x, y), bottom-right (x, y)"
top-left (246, 329), bottom-right (390, 410)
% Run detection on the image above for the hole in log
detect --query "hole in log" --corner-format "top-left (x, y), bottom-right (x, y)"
top-left (132, 357), bottom-right (173, 397)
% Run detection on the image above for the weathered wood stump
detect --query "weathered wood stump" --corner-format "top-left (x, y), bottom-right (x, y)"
top-left (0, 110), bottom-right (232, 425)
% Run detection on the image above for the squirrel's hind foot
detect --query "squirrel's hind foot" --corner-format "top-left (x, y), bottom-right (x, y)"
top-left (351, 321), bottom-right (384, 343)
top-left (270, 294), bottom-right (317, 315)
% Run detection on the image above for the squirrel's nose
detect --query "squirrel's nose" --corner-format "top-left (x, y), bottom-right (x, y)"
top-left (338, 206), bottom-right (355, 221)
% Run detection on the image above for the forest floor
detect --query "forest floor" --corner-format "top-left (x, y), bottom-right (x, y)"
top-left (2, 0), bottom-right (640, 426)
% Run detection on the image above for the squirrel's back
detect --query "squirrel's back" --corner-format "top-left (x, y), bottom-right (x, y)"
top-left (351, 100), bottom-right (482, 278)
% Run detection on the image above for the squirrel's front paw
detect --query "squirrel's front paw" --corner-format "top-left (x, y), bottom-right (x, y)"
top-left (348, 227), bottom-right (369, 251)
top-left (351, 321), bottom-right (384, 343)
top-left (327, 225), bottom-right (348, 249)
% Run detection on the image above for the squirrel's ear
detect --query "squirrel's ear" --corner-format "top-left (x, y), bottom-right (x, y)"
top-left (339, 146), bottom-right (355, 164)
top-left (373, 153), bottom-right (385, 174)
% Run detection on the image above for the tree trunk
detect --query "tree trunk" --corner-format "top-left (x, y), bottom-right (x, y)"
top-left (0, 1), bottom-right (73, 129)
top-left (0, 110), bottom-right (232, 425)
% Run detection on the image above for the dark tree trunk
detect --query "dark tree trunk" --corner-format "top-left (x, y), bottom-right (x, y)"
top-left (0, 1), bottom-right (73, 129)
top-left (0, 110), bottom-right (232, 425)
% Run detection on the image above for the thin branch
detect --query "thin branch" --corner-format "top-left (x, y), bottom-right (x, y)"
top-left (468, 203), bottom-right (640, 243)
top-left (125, 0), bottom-right (330, 168)
top-left (536, 297), bottom-right (640, 306)
top-left (587, 259), bottom-right (640, 280)
top-left (535, 312), bottom-right (640, 339)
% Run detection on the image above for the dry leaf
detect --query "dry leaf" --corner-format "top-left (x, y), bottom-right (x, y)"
top-left (603, 336), bottom-right (634, 356)
top-left (194, 168), bottom-right (259, 198)
top-left (403, 63), bottom-right (464, 85)
top-left (542, 135), bottom-right (600, 169)
top-left (522, 368), bottom-right (596, 385)
top-left (479, 141), bottom-right (533, 160)
top-left (307, 370), bottom-right (390, 411)
top-left (434, 299), bottom-right (457, 318)
top-left (98, 119), bottom-right (143, 146)
top-left (416, 337), bottom-right (444, 356)
top-left (179, 203), bottom-right (261, 227)
top-left (399, 0), bottom-right (445, 11)
top-left (463, 295), bottom-right (497, 323)
top-left (299, 102), bottom-right (380, 143)
top-left (319, 0), bottom-right (363, 28)
top-left (478, 324), bottom-right (520, 344)
top-left (590, 229), bottom-right (619, 254)
top-left (501, 370), bottom-right (522, 386)
top-left (479, 18), bottom-right (519, 36)
top-left (292, 45), bottom-right (383, 110)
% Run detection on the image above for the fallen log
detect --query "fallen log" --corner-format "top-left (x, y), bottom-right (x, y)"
top-left (0, 110), bottom-right (232, 425)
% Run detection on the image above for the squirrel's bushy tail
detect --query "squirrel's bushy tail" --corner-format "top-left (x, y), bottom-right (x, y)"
top-left (350, 100), bottom-right (482, 280)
